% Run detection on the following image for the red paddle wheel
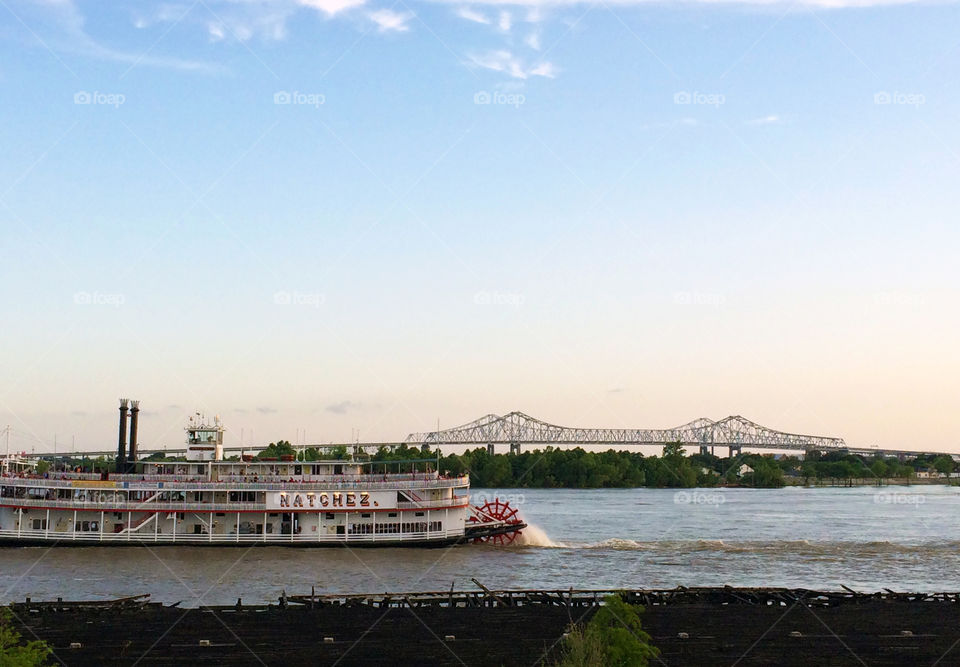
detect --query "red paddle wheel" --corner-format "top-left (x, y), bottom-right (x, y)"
top-left (469, 498), bottom-right (524, 545)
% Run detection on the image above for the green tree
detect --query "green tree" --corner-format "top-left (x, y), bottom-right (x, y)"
top-left (255, 440), bottom-right (296, 460)
top-left (558, 595), bottom-right (658, 667)
top-left (0, 609), bottom-right (51, 666)
top-left (933, 456), bottom-right (954, 475)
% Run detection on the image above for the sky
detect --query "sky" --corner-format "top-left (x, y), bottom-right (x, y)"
top-left (0, 0), bottom-right (958, 455)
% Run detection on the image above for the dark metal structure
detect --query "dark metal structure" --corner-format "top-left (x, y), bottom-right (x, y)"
top-left (116, 399), bottom-right (128, 472)
top-left (404, 411), bottom-right (847, 455)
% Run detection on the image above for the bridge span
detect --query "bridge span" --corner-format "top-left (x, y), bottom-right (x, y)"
top-left (403, 412), bottom-right (851, 457)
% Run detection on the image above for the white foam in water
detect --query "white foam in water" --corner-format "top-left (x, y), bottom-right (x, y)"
top-left (513, 523), bottom-right (561, 547)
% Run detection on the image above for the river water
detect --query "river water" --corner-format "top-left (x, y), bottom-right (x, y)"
top-left (2, 486), bottom-right (958, 606)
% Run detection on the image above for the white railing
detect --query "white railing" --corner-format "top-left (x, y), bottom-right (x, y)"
top-left (2, 499), bottom-right (261, 512)
top-left (0, 475), bottom-right (469, 492)
top-left (1, 498), bottom-right (470, 513)
top-left (0, 528), bottom-right (464, 544)
top-left (397, 498), bottom-right (469, 510)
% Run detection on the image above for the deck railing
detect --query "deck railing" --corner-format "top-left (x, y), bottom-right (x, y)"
top-left (0, 528), bottom-right (464, 544)
top-left (0, 497), bottom-right (470, 513)
top-left (0, 474), bottom-right (469, 492)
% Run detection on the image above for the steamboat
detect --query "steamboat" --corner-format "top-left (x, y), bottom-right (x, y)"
top-left (0, 400), bottom-right (525, 547)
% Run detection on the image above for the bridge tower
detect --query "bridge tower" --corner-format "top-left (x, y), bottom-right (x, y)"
top-left (487, 443), bottom-right (495, 456)
top-left (510, 442), bottom-right (521, 455)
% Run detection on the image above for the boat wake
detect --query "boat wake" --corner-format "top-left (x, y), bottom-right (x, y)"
top-left (511, 535), bottom-right (956, 556)
top-left (512, 523), bottom-right (560, 547)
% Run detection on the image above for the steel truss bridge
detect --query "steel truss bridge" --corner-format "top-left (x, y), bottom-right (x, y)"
top-left (404, 412), bottom-right (851, 456)
top-left (14, 414), bottom-right (950, 460)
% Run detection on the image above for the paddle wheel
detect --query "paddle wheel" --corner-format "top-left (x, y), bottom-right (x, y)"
top-left (467, 498), bottom-right (524, 545)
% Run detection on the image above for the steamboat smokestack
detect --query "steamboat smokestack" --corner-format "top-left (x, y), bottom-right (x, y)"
top-left (128, 399), bottom-right (140, 469)
top-left (117, 398), bottom-right (129, 472)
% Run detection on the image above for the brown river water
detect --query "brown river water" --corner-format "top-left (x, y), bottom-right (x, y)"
top-left (1, 486), bottom-right (957, 606)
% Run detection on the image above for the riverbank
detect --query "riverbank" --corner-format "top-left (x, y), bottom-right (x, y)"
top-left (9, 587), bottom-right (960, 666)
top-left (783, 476), bottom-right (959, 486)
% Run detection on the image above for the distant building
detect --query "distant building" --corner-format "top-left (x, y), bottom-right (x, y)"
top-left (737, 464), bottom-right (754, 476)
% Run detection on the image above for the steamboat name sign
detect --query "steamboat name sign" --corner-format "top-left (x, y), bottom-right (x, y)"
top-left (266, 490), bottom-right (393, 510)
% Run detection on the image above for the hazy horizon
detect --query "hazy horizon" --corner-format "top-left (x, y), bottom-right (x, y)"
top-left (2, 0), bottom-right (958, 454)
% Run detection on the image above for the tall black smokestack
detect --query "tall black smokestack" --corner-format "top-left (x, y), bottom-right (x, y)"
top-left (128, 399), bottom-right (140, 469)
top-left (117, 398), bottom-right (129, 472)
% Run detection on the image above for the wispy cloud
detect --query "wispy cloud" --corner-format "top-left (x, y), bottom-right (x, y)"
top-left (13, 0), bottom-right (219, 72)
top-left (468, 49), bottom-right (556, 78)
top-left (525, 31), bottom-right (541, 49)
top-left (207, 22), bottom-right (226, 42)
top-left (746, 114), bottom-right (783, 125)
top-left (498, 10), bottom-right (512, 31)
top-left (457, 6), bottom-right (491, 23)
top-left (256, 406), bottom-right (278, 414)
top-left (326, 400), bottom-right (359, 414)
top-left (529, 61), bottom-right (556, 77)
top-left (368, 8), bottom-right (414, 31)
top-left (298, 0), bottom-right (366, 16)
top-left (441, 0), bottom-right (927, 7)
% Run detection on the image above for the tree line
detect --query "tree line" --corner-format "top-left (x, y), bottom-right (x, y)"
top-left (47, 441), bottom-right (955, 489)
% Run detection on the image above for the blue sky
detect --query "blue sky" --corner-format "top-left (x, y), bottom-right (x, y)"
top-left (1, 0), bottom-right (958, 453)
